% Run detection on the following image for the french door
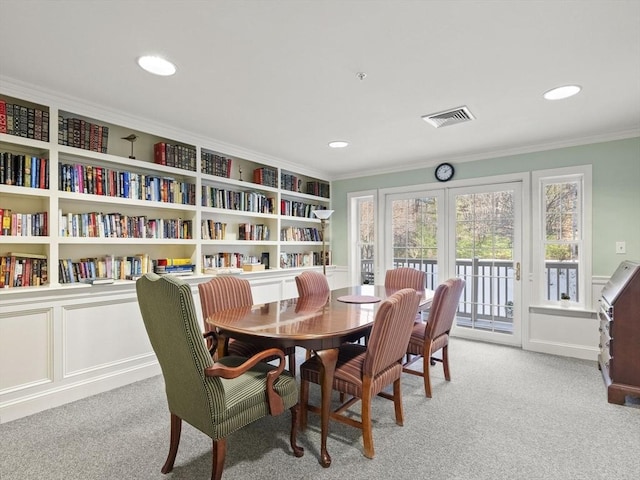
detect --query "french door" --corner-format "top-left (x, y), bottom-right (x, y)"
top-left (449, 183), bottom-right (522, 345)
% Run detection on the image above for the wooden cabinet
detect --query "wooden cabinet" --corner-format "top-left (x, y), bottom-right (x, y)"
top-left (598, 261), bottom-right (640, 404)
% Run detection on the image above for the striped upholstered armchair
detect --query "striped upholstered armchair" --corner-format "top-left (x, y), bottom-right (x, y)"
top-left (403, 277), bottom-right (465, 397)
top-left (299, 288), bottom-right (421, 459)
top-left (384, 267), bottom-right (426, 291)
top-left (294, 270), bottom-right (330, 297)
top-left (136, 273), bottom-right (303, 480)
top-left (198, 276), bottom-right (298, 375)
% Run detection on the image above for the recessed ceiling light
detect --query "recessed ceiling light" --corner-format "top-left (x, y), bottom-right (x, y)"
top-left (543, 85), bottom-right (581, 100)
top-left (328, 141), bottom-right (349, 148)
top-left (137, 55), bottom-right (176, 76)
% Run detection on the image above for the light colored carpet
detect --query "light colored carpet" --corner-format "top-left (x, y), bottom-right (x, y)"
top-left (1, 338), bottom-right (639, 479)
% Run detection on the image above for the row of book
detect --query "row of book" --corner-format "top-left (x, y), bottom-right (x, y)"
top-left (0, 152), bottom-right (49, 189)
top-left (203, 252), bottom-right (250, 269)
top-left (202, 151), bottom-right (232, 178)
top-left (59, 162), bottom-right (196, 205)
top-left (280, 200), bottom-right (328, 218)
top-left (279, 251), bottom-right (323, 269)
top-left (58, 115), bottom-right (109, 153)
top-left (0, 209), bottom-right (48, 236)
top-left (201, 220), bottom-right (227, 240)
top-left (306, 181), bottom-right (330, 198)
top-left (60, 211), bottom-right (193, 239)
top-left (0, 253), bottom-right (48, 288)
top-left (58, 253), bottom-right (153, 283)
top-left (280, 226), bottom-right (322, 242)
top-left (238, 223), bottom-right (270, 241)
top-left (201, 186), bottom-right (275, 214)
top-left (253, 167), bottom-right (277, 188)
top-left (281, 172), bottom-right (303, 193)
top-left (153, 142), bottom-right (197, 172)
top-left (0, 100), bottom-right (50, 141)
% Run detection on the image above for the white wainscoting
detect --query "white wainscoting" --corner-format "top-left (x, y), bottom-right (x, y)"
top-left (0, 267), bottom-right (347, 423)
top-left (0, 307), bottom-right (53, 394)
top-left (523, 276), bottom-right (608, 361)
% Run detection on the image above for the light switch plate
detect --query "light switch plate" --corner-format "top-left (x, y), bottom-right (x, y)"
top-left (616, 241), bottom-right (626, 254)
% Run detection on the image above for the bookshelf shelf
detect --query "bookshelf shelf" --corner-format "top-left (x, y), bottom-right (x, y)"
top-left (1, 91), bottom-right (332, 290)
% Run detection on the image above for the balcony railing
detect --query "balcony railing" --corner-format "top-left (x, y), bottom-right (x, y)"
top-left (360, 258), bottom-right (579, 334)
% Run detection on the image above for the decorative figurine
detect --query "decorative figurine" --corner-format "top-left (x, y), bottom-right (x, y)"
top-left (239, 166), bottom-right (243, 181)
top-left (122, 134), bottom-right (137, 159)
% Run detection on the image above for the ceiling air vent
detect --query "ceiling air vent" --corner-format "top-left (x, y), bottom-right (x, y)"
top-left (422, 106), bottom-right (475, 128)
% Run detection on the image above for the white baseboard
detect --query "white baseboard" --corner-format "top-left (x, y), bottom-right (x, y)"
top-left (0, 362), bottom-right (161, 424)
top-left (525, 339), bottom-right (599, 362)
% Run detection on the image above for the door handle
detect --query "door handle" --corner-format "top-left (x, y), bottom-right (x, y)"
top-left (515, 262), bottom-right (520, 281)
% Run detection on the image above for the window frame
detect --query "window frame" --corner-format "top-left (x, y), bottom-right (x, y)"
top-left (532, 165), bottom-right (592, 309)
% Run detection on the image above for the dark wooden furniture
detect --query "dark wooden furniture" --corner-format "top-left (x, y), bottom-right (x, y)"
top-left (206, 285), bottom-right (433, 468)
top-left (598, 261), bottom-right (640, 404)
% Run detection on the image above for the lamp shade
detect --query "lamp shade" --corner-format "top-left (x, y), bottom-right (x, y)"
top-left (312, 209), bottom-right (334, 220)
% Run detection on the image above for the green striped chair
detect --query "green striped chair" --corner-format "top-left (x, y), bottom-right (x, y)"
top-left (299, 288), bottom-right (421, 459)
top-left (136, 273), bottom-right (303, 480)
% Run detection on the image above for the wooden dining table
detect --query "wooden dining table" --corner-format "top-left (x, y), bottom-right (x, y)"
top-left (206, 284), bottom-right (434, 467)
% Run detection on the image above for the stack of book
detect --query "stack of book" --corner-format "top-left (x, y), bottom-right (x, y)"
top-left (154, 258), bottom-right (195, 276)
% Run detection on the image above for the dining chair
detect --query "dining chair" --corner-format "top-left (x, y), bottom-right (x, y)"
top-left (136, 273), bottom-right (303, 480)
top-left (295, 270), bottom-right (330, 297)
top-left (295, 270), bottom-right (331, 359)
top-left (299, 288), bottom-right (421, 459)
top-left (198, 276), bottom-right (298, 375)
top-left (385, 267), bottom-right (427, 322)
top-left (403, 277), bottom-right (465, 397)
top-left (384, 267), bottom-right (426, 291)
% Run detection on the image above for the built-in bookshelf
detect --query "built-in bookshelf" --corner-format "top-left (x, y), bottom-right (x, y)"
top-left (0, 92), bottom-right (332, 290)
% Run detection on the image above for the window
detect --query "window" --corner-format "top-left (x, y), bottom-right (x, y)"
top-left (533, 166), bottom-right (592, 308)
top-left (388, 193), bottom-right (440, 290)
top-left (348, 192), bottom-right (376, 286)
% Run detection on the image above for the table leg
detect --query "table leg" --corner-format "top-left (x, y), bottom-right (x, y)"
top-left (314, 347), bottom-right (339, 468)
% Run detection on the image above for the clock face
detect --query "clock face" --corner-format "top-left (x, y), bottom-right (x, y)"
top-left (435, 163), bottom-right (454, 182)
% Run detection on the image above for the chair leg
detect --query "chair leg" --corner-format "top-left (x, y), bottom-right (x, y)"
top-left (361, 389), bottom-right (374, 459)
top-left (423, 341), bottom-right (433, 398)
top-left (289, 405), bottom-right (305, 457)
top-left (211, 438), bottom-right (226, 480)
top-left (442, 344), bottom-right (451, 381)
top-left (299, 378), bottom-right (309, 430)
top-left (161, 413), bottom-right (182, 474)
top-left (288, 351), bottom-right (296, 376)
top-left (392, 378), bottom-right (404, 426)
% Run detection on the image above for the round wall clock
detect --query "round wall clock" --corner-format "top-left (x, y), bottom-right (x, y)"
top-left (435, 162), bottom-right (454, 182)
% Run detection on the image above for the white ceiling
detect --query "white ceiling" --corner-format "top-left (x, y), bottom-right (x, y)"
top-left (1, 0), bottom-right (639, 180)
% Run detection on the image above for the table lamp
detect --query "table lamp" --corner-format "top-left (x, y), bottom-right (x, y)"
top-left (312, 209), bottom-right (334, 275)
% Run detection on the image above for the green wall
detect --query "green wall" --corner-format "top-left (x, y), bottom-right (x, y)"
top-left (331, 137), bottom-right (640, 277)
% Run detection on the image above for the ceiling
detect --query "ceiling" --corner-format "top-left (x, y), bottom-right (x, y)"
top-left (1, 0), bottom-right (639, 180)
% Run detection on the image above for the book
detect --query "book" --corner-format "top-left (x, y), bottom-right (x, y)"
top-left (155, 257), bottom-right (192, 266)
top-left (81, 277), bottom-right (115, 285)
top-left (2, 209), bottom-right (11, 235)
top-left (8, 252), bottom-right (47, 259)
top-left (0, 100), bottom-right (6, 134)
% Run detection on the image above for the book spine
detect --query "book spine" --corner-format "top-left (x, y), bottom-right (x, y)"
top-left (0, 100), bottom-right (6, 134)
